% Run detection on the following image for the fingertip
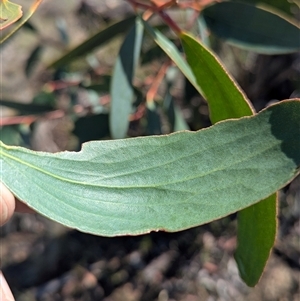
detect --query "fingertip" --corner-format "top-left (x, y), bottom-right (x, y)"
top-left (0, 272), bottom-right (15, 301)
top-left (0, 183), bottom-right (15, 226)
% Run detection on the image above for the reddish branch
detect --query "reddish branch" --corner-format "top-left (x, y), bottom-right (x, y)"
top-left (0, 110), bottom-right (65, 126)
top-left (146, 61), bottom-right (170, 104)
top-left (127, 0), bottom-right (182, 34)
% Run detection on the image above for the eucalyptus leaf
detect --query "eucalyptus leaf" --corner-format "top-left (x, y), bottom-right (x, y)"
top-left (146, 103), bottom-right (162, 136)
top-left (180, 31), bottom-right (277, 286)
top-left (235, 194), bottom-right (277, 286)
top-left (110, 18), bottom-right (143, 139)
top-left (48, 16), bottom-right (136, 69)
top-left (164, 67), bottom-right (189, 132)
top-left (25, 45), bottom-right (43, 77)
top-left (232, 0), bottom-right (298, 16)
top-left (0, 0), bottom-right (22, 30)
top-left (180, 32), bottom-right (253, 123)
top-left (0, 99), bottom-right (53, 115)
top-left (174, 106), bottom-right (189, 132)
top-left (1, 100), bottom-right (299, 237)
top-left (0, 126), bottom-right (23, 146)
top-left (201, 2), bottom-right (300, 54)
top-left (141, 19), bottom-right (202, 96)
top-left (198, 15), bottom-right (210, 48)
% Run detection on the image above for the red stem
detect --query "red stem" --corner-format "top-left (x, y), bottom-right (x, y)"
top-left (126, 0), bottom-right (182, 35)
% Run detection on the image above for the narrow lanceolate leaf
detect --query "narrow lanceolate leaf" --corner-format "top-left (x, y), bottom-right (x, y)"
top-left (0, 0), bottom-right (42, 44)
top-left (180, 32), bottom-right (276, 286)
top-left (201, 2), bottom-right (300, 54)
top-left (180, 32), bottom-right (254, 123)
top-left (25, 45), bottom-right (43, 77)
top-left (232, 0), bottom-right (298, 17)
top-left (47, 16), bottom-right (136, 69)
top-left (235, 194), bottom-right (277, 286)
top-left (0, 99), bottom-right (53, 115)
top-left (0, 126), bottom-right (23, 146)
top-left (0, 0), bottom-right (22, 30)
top-left (198, 15), bottom-right (210, 48)
top-left (141, 19), bottom-right (202, 96)
top-left (164, 67), bottom-right (189, 132)
top-left (1, 100), bottom-right (299, 237)
top-left (174, 106), bottom-right (189, 132)
top-left (110, 18), bottom-right (143, 139)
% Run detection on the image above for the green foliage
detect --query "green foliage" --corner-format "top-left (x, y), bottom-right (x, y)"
top-left (180, 32), bottom-right (253, 121)
top-left (0, 0), bottom-right (43, 44)
top-left (201, 2), bottom-right (300, 54)
top-left (48, 16), bottom-right (136, 69)
top-left (0, 0), bottom-right (22, 30)
top-left (1, 0), bottom-right (299, 288)
top-left (141, 18), bottom-right (201, 93)
top-left (1, 100), bottom-right (299, 236)
top-left (232, 0), bottom-right (298, 16)
top-left (0, 126), bottom-right (23, 146)
top-left (180, 32), bottom-right (277, 287)
top-left (110, 18), bottom-right (144, 139)
top-left (235, 194), bottom-right (277, 286)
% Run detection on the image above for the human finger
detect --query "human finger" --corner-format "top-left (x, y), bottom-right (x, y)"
top-left (0, 272), bottom-right (15, 301)
top-left (0, 183), bottom-right (15, 226)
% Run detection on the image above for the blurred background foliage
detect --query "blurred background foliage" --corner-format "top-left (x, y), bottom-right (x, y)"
top-left (1, 0), bottom-right (299, 150)
top-left (1, 0), bottom-right (300, 300)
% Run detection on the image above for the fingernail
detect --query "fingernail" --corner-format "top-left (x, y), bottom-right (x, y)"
top-left (0, 272), bottom-right (15, 301)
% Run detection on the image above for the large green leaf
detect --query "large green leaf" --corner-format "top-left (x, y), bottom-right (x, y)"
top-left (110, 18), bottom-right (143, 139)
top-left (179, 32), bottom-right (276, 286)
top-left (1, 100), bottom-right (299, 237)
top-left (201, 2), bottom-right (300, 54)
top-left (48, 16), bottom-right (136, 69)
